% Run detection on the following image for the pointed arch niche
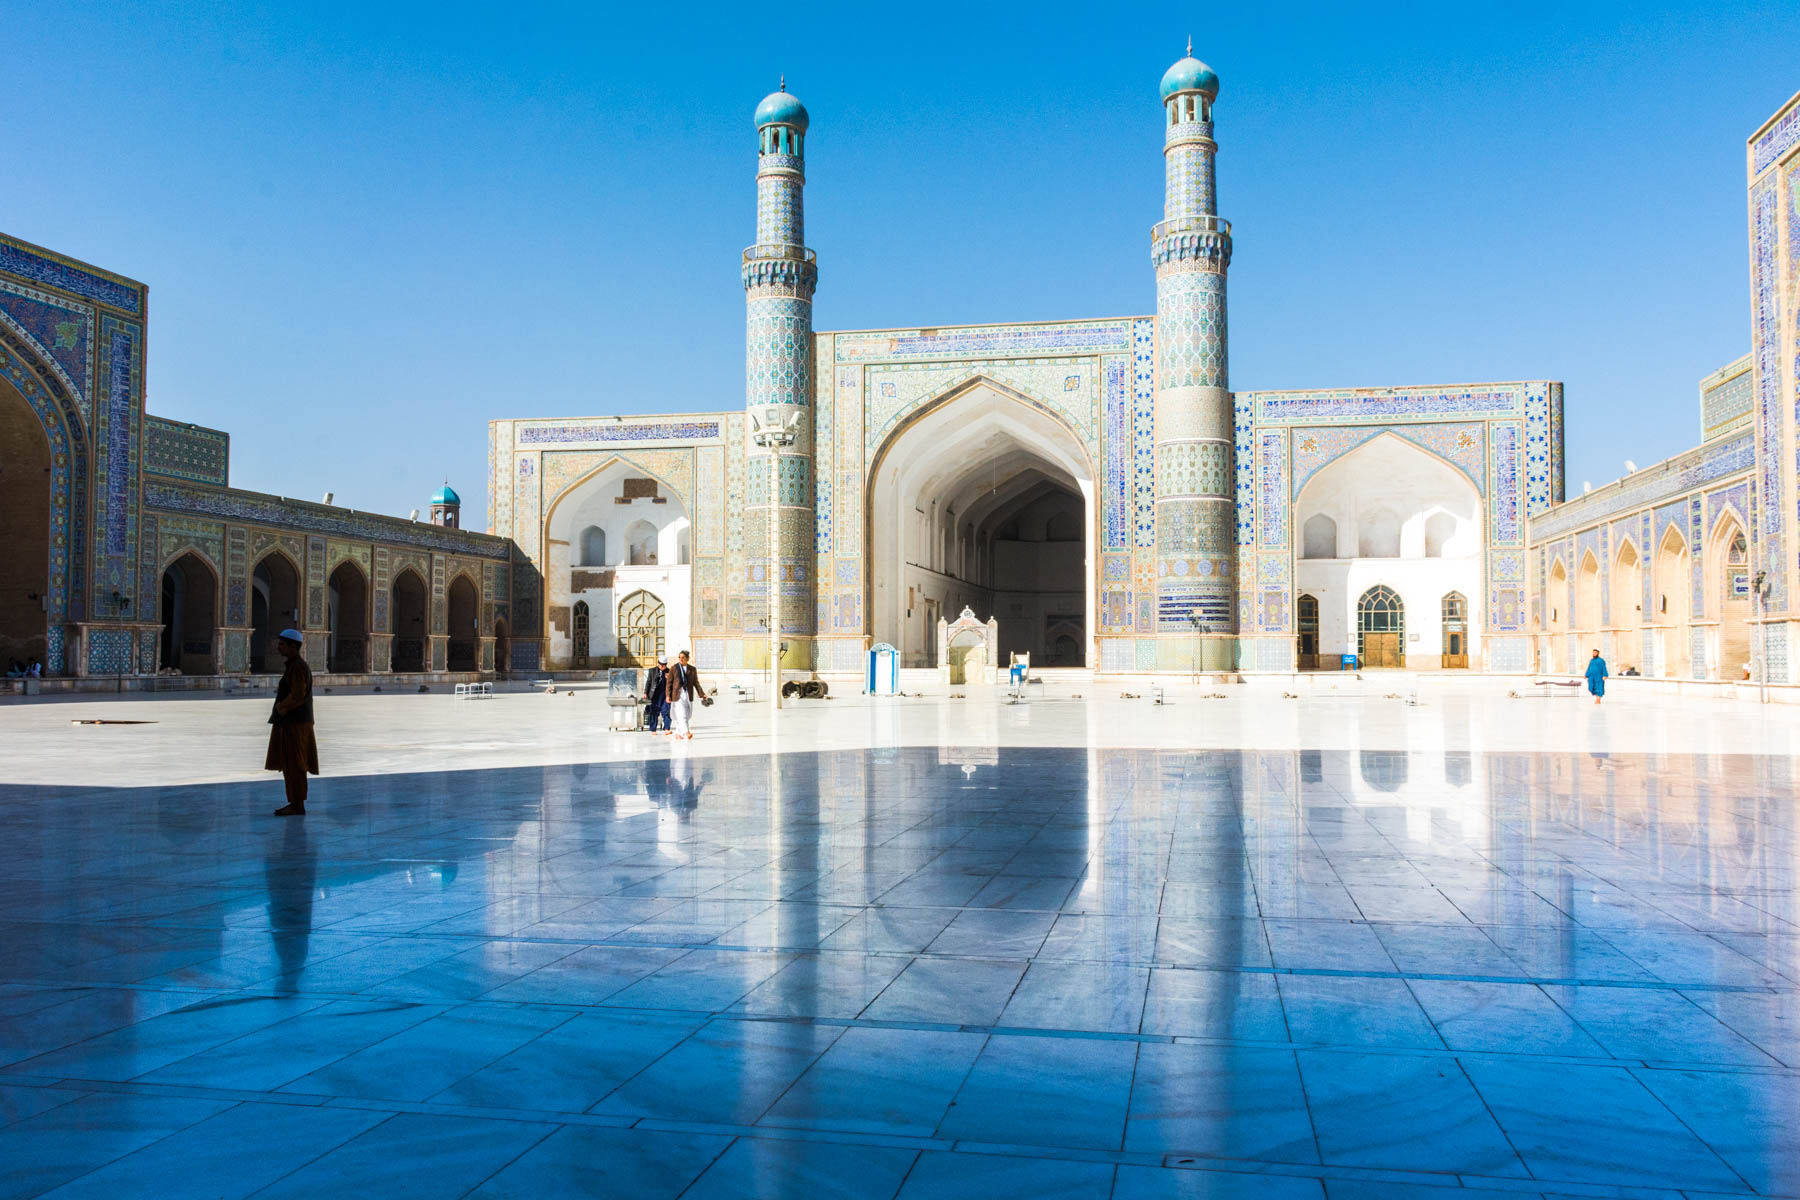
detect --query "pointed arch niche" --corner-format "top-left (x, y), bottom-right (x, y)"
top-left (543, 458), bottom-right (691, 670)
top-left (866, 378), bottom-right (1096, 669)
top-left (1293, 433), bottom-right (1482, 670)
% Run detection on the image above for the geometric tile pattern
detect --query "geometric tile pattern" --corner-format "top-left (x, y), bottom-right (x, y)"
top-left (1155, 270), bottom-right (1226, 390)
top-left (144, 416), bottom-right (229, 486)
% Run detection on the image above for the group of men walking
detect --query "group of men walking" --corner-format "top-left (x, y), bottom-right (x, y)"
top-left (642, 650), bottom-right (708, 739)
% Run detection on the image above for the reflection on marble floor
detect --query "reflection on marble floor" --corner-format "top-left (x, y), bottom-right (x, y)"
top-left (0, 744), bottom-right (1796, 1198)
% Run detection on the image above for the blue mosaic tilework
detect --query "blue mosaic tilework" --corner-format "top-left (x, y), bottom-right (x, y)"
top-left (757, 174), bottom-right (803, 246)
top-left (0, 236), bottom-right (141, 315)
top-left (144, 483), bottom-right (512, 559)
top-left (833, 321), bottom-right (1133, 364)
top-left (86, 627), bottom-right (135, 675)
top-left (1751, 176), bottom-right (1786, 611)
top-left (1156, 271), bottom-right (1226, 390)
top-left (1290, 424), bottom-right (1486, 499)
top-left (1765, 622), bottom-right (1790, 683)
top-left (1529, 432), bottom-right (1754, 539)
top-left (1232, 392), bottom-right (1254, 546)
top-left (1164, 142), bottom-right (1215, 216)
top-left (1690, 496), bottom-right (1705, 619)
top-left (510, 642), bottom-right (541, 671)
top-left (1254, 638), bottom-right (1292, 671)
top-left (1753, 101), bottom-right (1800, 175)
top-left (0, 325), bottom-right (86, 640)
top-left (1490, 422), bottom-right (1522, 544)
top-left (1102, 355), bottom-right (1129, 550)
top-left (0, 279), bottom-right (92, 418)
top-left (1252, 386), bottom-right (1527, 425)
top-left (516, 421), bottom-right (721, 445)
top-left (746, 296), bottom-right (812, 411)
top-left (92, 317), bottom-right (141, 615)
top-left (1132, 319), bottom-right (1156, 550)
top-left (1100, 638), bottom-right (1132, 672)
top-left (144, 416), bottom-right (229, 485)
top-left (1256, 432), bottom-right (1286, 549)
top-left (1699, 356), bottom-right (1753, 441)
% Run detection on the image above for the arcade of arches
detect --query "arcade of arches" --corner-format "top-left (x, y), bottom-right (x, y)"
top-left (869, 383), bottom-right (1094, 669)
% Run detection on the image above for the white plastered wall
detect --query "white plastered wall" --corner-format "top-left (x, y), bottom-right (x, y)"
top-left (1293, 434), bottom-right (1484, 667)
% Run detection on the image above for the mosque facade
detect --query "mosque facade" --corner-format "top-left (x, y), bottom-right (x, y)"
top-left (4, 54), bottom-right (1799, 687)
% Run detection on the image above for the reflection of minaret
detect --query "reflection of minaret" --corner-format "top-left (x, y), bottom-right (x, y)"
top-left (744, 80), bottom-right (817, 667)
top-left (1152, 43), bottom-right (1235, 668)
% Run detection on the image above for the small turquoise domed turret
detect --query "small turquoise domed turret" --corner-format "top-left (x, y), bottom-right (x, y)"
top-left (431, 483), bottom-right (460, 506)
top-left (1160, 39), bottom-right (1219, 100)
top-left (755, 79), bottom-right (809, 132)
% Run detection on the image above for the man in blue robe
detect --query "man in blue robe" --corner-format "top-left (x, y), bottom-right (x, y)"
top-left (1585, 649), bottom-right (1608, 704)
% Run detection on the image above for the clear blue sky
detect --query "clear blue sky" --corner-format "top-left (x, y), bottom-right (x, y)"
top-left (8, 2), bottom-right (1797, 526)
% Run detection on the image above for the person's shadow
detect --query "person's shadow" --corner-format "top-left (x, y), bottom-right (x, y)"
top-left (264, 818), bottom-right (318, 989)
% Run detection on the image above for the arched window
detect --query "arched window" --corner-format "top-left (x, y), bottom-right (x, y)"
top-left (1302, 514), bottom-right (1337, 559)
top-left (1296, 593), bottom-right (1320, 666)
top-left (1442, 591), bottom-right (1469, 669)
top-left (1359, 509), bottom-right (1401, 558)
top-left (572, 600), bottom-right (591, 667)
top-left (626, 520), bottom-right (658, 566)
top-left (618, 590), bottom-right (665, 665)
top-left (1357, 585), bottom-right (1404, 666)
top-left (1424, 512), bottom-right (1456, 558)
top-left (580, 526), bottom-right (606, 566)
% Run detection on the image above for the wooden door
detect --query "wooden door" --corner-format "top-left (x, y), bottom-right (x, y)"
top-left (1364, 633), bottom-right (1402, 668)
top-left (1441, 631), bottom-right (1468, 669)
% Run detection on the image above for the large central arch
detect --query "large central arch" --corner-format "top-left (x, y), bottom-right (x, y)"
top-left (867, 379), bottom-right (1096, 669)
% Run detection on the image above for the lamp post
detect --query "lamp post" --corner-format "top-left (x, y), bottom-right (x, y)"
top-left (1753, 570), bottom-right (1770, 705)
top-left (751, 405), bottom-right (801, 711)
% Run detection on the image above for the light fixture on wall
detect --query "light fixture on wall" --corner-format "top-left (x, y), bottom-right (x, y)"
top-left (1624, 460), bottom-right (1638, 474)
top-left (322, 492), bottom-right (334, 505)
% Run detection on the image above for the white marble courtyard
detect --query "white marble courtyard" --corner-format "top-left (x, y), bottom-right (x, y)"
top-left (0, 682), bottom-right (1796, 1198)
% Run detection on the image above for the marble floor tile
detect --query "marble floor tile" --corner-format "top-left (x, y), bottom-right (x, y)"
top-left (34, 1100), bottom-right (388, 1200)
top-left (937, 1034), bottom-right (1137, 1151)
top-left (277, 1003), bottom-right (571, 1101)
top-left (4, 705), bottom-right (1797, 1197)
top-left (760, 1025), bottom-right (986, 1136)
top-left (1297, 1049), bottom-right (1525, 1176)
top-left (1275, 975), bottom-right (1443, 1050)
top-left (0, 1092), bottom-right (233, 1199)
top-left (1461, 1057), bottom-right (1746, 1190)
top-left (1406, 979), bottom-right (1608, 1056)
top-left (1126, 1042), bottom-right (1317, 1163)
top-left (432, 1008), bottom-right (702, 1112)
top-left (861, 956), bottom-right (1027, 1026)
top-left (592, 1017), bottom-right (843, 1124)
top-left (679, 1136), bottom-right (918, 1200)
top-left (247, 1111), bottom-right (558, 1200)
top-left (894, 1150), bottom-right (1115, 1198)
top-left (464, 1124), bottom-right (732, 1200)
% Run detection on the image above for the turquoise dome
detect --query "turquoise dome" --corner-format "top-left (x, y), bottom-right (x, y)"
top-left (755, 88), bottom-right (809, 132)
top-left (431, 483), bottom-right (460, 506)
top-left (1160, 55), bottom-right (1219, 100)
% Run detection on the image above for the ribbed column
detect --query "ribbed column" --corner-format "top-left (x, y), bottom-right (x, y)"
top-left (1153, 74), bottom-right (1235, 668)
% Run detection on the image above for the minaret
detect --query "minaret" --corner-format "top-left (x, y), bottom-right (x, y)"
top-left (1152, 43), bottom-right (1235, 668)
top-left (744, 80), bottom-right (817, 667)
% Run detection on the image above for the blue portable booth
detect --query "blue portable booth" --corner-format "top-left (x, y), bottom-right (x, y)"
top-left (867, 642), bottom-right (899, 695)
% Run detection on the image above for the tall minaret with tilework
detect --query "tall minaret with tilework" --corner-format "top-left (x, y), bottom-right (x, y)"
top-left (743, 80), bottom-right (818, 668)
top-left (1152, 44), bottom-right (1236, 669)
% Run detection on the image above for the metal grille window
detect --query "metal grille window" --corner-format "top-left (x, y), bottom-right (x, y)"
top-left (1357, 585), bottom-right (1404, 664)
top-left (572, 600), bottom-right (590, 667)
top-left (618, 590), bottom-right (666, 664)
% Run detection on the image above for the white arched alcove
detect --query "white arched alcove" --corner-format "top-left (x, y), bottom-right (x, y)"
top-left (544, 460), bottom-right (691, 668)
top-left (1293, 433), bottom-right (1483, 669)
top-left (868, 380), bottom-right (1096, 668)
